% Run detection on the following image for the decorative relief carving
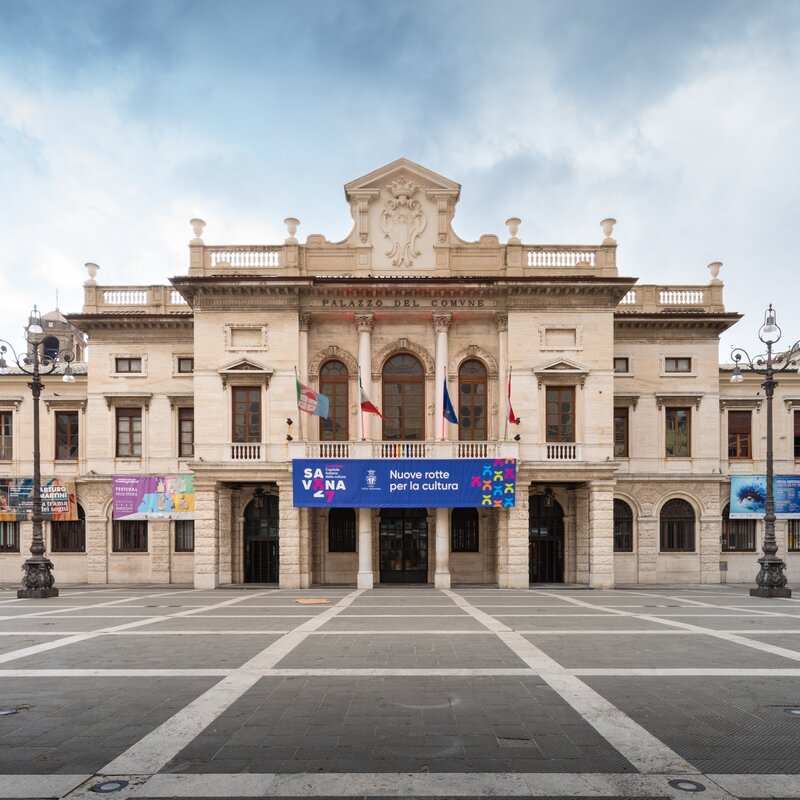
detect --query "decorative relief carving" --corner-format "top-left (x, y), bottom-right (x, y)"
top-left (495, 314), bottom-right (508, 333)
top-left (354, 313), bottom-right (374, 333)
top-left (372, 339), bottom-right (435, 376)
top-left (308, 346), bottom-right (359, 378)
top-left (380, 177), bottom-right (426, 267)
top-left (432, 313), bottom-right (452, 332)
top-left (298, 313), bottom-right (311, 332)
top-left (449, 345), bottom-right (499, 378)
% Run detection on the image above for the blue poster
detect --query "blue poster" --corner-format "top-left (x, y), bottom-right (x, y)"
top-left (292, 458), bottom-right (517, 508)
top-left (729, 475), bottom-right (800, 519)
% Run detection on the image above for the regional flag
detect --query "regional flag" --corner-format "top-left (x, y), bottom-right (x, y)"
top-left (296, 376), bottom-right (330, 418)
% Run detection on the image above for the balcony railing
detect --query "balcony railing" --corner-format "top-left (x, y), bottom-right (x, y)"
top-left (228, 442), bottom-right (269, 461)
top-left (541, 443), bottom-right (582, 461)
top-left (290, 441), bottom-right (518, 460)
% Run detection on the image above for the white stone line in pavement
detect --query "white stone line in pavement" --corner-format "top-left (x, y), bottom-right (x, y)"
top-left (0, 590), bottom-right (279, 665)
top-left (620, 589), bottom-right (800, 618)
top-left (101, 589), bottom-right (364, 776)
top-left (59, 771), bottom-right (742, 800)
top-left (514, 629), bottom-right (800, 635)
top-left (444, 589), bottom-right (694, 775)
top-left (536, 590), bottom-right (800, 664)
top-left (709, 773), bottom-right (800, 796)
top-left (6, 665), bottom-right (800, 679)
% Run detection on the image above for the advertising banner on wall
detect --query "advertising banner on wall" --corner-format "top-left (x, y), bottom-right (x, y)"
top-left (112, 475), bottom-right (195, 520)
top-left (729, 475), bottom-right (800, 519)
top-left (0, 478), bottom-right (77, 522)
top-left (292, 458), bottom-right (517, 508)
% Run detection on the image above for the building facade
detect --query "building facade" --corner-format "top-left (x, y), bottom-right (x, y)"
top-left (2, 159), bottom-right (799, 589)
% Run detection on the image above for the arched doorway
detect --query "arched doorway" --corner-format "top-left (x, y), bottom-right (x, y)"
top-left (379, 508), bottom-right (428, 583)
top-left (244, 490), bottom-right (279, 583)
top-left (529, 493), bottom-right (564, 583)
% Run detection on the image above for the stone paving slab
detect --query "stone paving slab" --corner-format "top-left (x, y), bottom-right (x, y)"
top-left (161, 676), bottom-right (635, 775)
top-left (3, 633), bottom-right (282, 670)
top-left (526, 633), bottom-right (800, 669)
top-left (583, 676), bottom-right (800, 774)
top-left (0, 677), bottom-right (217, 774)
top-left (274, 634), bottom-right (527, 669)
top-left (738, 633), bottom-right (800, 652)
top-left (315, 616), bottom-right (490, 632)
top-left (657, 615), bottom-right (800, 631)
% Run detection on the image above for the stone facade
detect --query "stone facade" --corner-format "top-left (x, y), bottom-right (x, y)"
top-left (1, 158), bottom-right (799, 589)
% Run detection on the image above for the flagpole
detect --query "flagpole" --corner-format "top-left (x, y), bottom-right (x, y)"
top-left (441, 367), bottom-right (446, 442)
top-left (358, 367), bottom-right (365, 442)
top-left (504, 367), bottom-right (510, 442)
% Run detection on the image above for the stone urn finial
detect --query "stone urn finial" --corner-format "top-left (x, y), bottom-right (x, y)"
top-left (190, 218), bottom-right (206, 243)
top-left (600, 218), bottom-right (617, 244)
top-left (84, 262), bottom-right (99, 286)
top-left (284, 217), bottom-right (300, 244)
top-left (707, 261), bottom-right (723, 284)
top-left (505, 217), bottom-right (521, 244)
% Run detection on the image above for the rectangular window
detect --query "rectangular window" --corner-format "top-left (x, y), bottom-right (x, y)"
top-left (789, 520), bottom-right (800, 552)
top-left (728, 410), bottom-right (751, 459)
top-left (0, 521), bottom-right (19, 552)
top-left (328, 509), bottom-right (356, 553)
top-left (178, 407), bottom-right (194, 458)
top-left (546, 386), bottom-right (575, 443)
top-left (665, 357), bottom-right (691, 373)
top-left (232, 387), bottom-right (261, 443)
top-left (51, 519), bottom-right (86, 553)
top-left (722, 518), bottom-right (756, 552)
top-left (115, 357), bottom-right (142, 374)
top-left (613, 357), bottom-right (629, 374)
top-left (112, 520), bottom-right (148, 552)
top-left (116, 408), bottom-right (142, 457)
top-left (795, 412), bottom-right (800, 459)
top-left (613, 407), bottom-right (629, 457)
top-left (177, 357), bottom-right (194, 373)
top-left (175, 520), bottom-right (194, 552)
top-left (55, 411), bottom-right (79, 460)
top-left (665, 407), bottom-right (690, 457)
top-left (451, 509), bottom-right (479, 552)
top-left (0, 411), bottom-right (11, 460)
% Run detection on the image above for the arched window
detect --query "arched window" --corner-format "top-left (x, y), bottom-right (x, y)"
top-left (660, 498), bottom-right (695, 552)
top-left (0, 521), bottom-right (19, 553)
top-left (320, 360), bottom-right (349, 441)
top-left (328, 508), bottom-right (356, 552)
top-left (451, 508), bottom-right (479, 552)
top-left (721, 503), bottom-right (756, 552)
top-left (382, 354), bottom-right (424, 441)
top-left (458, 360), bottom-right (487, 441)
top-left (52, 503), bottom-right (85, 553)
top-left (613, 499), bottom-right (633, 552)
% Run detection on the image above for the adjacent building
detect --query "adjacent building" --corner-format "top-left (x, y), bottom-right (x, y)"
top-left (1, 159), bottom-right (798, 589)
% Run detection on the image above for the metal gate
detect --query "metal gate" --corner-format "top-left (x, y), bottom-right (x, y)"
top-left (379, 508), bottom-right (429, 583)
top-left (244, 490), bottom-right (279, 583)
top-left (529, 494), bottom-right (564, 583)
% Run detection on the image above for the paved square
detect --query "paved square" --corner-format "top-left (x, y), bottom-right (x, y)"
top-left (0, 583), bottom-right (799, 799)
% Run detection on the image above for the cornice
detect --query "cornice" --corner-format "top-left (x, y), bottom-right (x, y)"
top-left (43, 397), bottom-right (88, 414)
top-left (655, 392), bottom-right (703, 409)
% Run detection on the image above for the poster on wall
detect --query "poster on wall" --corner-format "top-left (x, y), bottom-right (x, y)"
top-left (112, 475), bottom-right (195, 520)
top-left (292, 458), bottom-right (517, 508)
top-left (729, 475), bottom-right (800, 519)
top-left (0, 478), bottom-right (77, 522)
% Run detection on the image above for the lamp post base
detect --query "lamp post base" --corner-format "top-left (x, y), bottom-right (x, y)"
top-left (18, 557), bottom-right (58, 599)
top-left (750, 586), bottom-right (792, 598)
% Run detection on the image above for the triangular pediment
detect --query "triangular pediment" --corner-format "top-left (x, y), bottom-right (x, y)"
top-left (345, 158), bottom-right (460, 199)
top-left (218, 359), bottom-right (273, 386)
top-left (533, 358), bottom-right (590, 388)
top-left (535, 358), bottom-right (590, 374)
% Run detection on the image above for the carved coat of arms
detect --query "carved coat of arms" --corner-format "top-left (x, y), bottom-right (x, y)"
top-left (380, 177), bottom-right (426, 267)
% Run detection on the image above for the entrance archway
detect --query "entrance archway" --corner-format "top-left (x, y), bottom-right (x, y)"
top-left (244, 490), bottom-right (279, 583)
top-left (529, 494), bottom-right (564, 583)
top-left (379, 508), bottom-right (429, 583)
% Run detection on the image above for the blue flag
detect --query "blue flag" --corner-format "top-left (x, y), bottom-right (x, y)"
top-left (443, 377), bottom-right (458, 424)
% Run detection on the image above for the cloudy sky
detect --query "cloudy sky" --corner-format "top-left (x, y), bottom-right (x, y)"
top-left (1, 0), bottom-right (798, 357)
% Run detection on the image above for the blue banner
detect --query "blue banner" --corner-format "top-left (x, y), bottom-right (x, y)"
top-left (729, 475), bottom-right (800, 519)
top-left (292, 458), bottom-right (517, 508)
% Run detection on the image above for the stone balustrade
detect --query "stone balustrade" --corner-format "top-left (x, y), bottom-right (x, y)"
top-left (82, 285), bottom-right (191, 314)
top-left (617, 283), bottom-right (725, 313)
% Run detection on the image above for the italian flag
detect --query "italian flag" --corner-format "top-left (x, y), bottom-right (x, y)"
top-left (359, 373), bottom-right (383, 418)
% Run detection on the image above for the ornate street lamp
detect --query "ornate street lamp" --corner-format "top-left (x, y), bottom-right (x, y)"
top-left (731, 304), bottom-right (800, 598)
top-left (0, 306), bottom-right (75, 598)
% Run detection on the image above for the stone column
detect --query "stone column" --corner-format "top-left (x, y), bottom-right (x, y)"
top-left (298, 313), bottom-right (311, 381)
top-left (700, 493), bottom-right (722, 584)
top-left (637, 515), bottom-right (659, 584)
top-left (83, 481), bottom-right (110, 585)
top-left (496, 315), bottom-right (508, 440)
top-left (355, 313), bottom-right (375, 589)
top-left (194, 480), bottom-right (219, 589)
top-left (149, 521), bottom-right (171, 584)
top-left (434, 507), bottom-right (450, 588)
top-left (299, 507), bottom-right (311, 588)
top-left (588, 481), bottom-right (615, 588)
top-left (277, 478), bottom-right (302, 589)
top-left (217, 485), bottom-right (233, 585)
top-left (433, 313), bottom-right (452, 441)
top-left (503, 489), bottom-right (529, 588)
top-left (574, 485), bottom-right (590, 584)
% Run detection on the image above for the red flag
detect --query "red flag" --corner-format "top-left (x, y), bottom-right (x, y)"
top-left (507, 368), bottom-right (520, 425)
top-left (359, 374), bottom-right (384, 418)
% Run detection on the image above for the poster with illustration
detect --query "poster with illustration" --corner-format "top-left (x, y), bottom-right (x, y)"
top-left (112, 475), bottom-right (195, 520)
top-left (0, 478), bottom-right (77, 522)
top-left (729, 475), bottom-right (800, 519)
